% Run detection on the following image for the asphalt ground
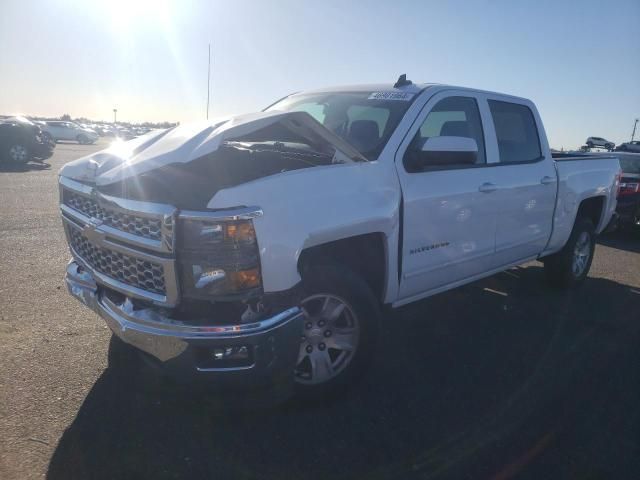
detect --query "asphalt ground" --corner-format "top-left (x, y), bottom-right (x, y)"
top-left (1, 141), bottom-right (639, 479)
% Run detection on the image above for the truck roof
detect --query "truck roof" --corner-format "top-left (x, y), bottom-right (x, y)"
top-left (297, 82), bottom-right (531, 104)
top-left (301, 82), bottom-right (434, 95)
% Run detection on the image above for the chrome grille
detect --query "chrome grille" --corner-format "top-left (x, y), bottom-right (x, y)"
top-left (69, 228), bottom-right (166, 295)
top-left (64, 190), bottom-right (163, 242)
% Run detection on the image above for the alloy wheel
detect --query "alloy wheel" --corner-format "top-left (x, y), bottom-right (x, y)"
top-left (295, 294), bottom-right (360, 385)
top-left (9, 144), bottom-right (28, 163)
top-left (572, 231), bottom-right (591, 277)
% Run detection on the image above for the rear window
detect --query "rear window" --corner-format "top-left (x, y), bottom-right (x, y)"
top-left (489, 100), bottom-right (541, 163)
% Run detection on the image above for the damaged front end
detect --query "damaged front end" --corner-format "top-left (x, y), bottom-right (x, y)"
top-left (59, 111), bottom-right (361, 392)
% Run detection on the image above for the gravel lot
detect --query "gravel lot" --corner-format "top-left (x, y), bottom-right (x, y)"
top-left (1, 141), bottom-right (639, 479)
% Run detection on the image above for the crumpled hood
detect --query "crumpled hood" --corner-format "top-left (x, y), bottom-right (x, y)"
top-left (59, 110), bottom-right (364, 186)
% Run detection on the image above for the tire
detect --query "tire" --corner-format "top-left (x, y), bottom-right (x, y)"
top-left (6, 143), bottom-right (30, 163)
top-left (77, 134), bottom-right (89, 145)
top-left (294, 263), bottom-right (381, 397)
top-left (544, 217), bottom-right (596, 288)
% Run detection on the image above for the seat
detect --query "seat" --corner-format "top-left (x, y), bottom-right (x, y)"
top-left (347, 120), bottom-right (380, 152)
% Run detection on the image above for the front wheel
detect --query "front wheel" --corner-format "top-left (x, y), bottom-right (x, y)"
top-left (544, 217), bottom-right (596, 288)
top-left (6, 143), bottom-right (30, 163)
top-left (77, 134), bottom-right (90, 145)
top-left (294, 264), bottom-right (380, 396)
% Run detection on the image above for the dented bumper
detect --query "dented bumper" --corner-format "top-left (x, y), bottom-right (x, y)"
top-left (65, 260), bottom-right (304, 390)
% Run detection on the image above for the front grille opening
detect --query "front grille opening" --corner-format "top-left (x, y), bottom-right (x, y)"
top-left (63, 189), bottom-right (163, 241)
top-left (69, 228), bottom-right (166, 295)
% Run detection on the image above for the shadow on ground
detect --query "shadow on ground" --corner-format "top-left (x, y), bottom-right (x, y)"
top-left (47, 266), bottom-right (640, 480)
top-left (0, 160), bottom-right (51, 173)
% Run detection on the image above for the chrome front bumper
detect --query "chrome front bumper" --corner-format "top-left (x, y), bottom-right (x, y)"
top-left (65, 260), bottom-right (304, 388)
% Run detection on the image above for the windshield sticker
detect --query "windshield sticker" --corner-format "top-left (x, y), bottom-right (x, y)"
top-left (368, 91), bottom-right (414, 101)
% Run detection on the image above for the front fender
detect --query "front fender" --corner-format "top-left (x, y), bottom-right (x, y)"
top-left (208, 160), bottom-right (401, 302)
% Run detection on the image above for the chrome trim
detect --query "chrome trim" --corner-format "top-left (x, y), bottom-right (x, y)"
top-left (100, 295), bottom-right (302, 338)
top-left (179, 206), bottom-right (264, 222)
top-left (65, 259), bottom-right (304, 365)
top-left (62, 215), bottom-right (179, 306)
top-left (60, 176), bottom-right (176, 254)
top-left (61, 204), bottom-right (170, 254)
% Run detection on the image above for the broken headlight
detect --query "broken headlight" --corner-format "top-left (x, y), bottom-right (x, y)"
top-left (177, 216), bottom-right (261, 299)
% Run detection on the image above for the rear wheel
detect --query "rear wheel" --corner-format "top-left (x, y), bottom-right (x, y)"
top-left (294, 264), bottom-right (380, 396)
top-left (6, 143), bottom-right (30, 163)
top-left (544, 217), bottom-right (595, 288)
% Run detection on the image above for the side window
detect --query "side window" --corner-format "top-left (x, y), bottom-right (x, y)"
top-left (404, 96), bottom-right (486, 172)
top-left (488, 100), bottom-right (541, 163)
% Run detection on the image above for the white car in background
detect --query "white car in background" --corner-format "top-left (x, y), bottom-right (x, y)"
top-left (42, 121), bottom-right (99, 145)
top-left (586, 136), bottom-right (615, 151)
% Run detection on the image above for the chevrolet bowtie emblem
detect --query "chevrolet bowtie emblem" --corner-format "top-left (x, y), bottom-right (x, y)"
top-left (82, 219), bottom-right (105, 244)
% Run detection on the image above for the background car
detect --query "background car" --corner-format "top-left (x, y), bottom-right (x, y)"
top-left (0, 116), bottom-right (55, 163)
top-left (616, 141), bottom-right (640, 153)
top-left (586, 136), bottom-right (615, 150)
top-left (615, 155), bottom-right (640, 229)
top-left (42, 121), bottom-right (98, 144)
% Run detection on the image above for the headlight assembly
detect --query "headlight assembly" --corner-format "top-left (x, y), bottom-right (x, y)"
top-left (177, 215), bottom-right (262, 299)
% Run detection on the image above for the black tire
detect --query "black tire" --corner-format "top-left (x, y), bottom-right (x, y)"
top-left (77, 134), bottom-right (89, 145)
top-left (544, 217), bottom-right (596, 288)
top-left (294, 263), bottom-right (381, 397)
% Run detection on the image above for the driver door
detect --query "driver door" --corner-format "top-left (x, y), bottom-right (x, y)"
top-left (395, 91), bottom-right (500, 303)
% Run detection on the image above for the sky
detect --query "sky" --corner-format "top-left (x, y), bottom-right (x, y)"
top-left (0, 0), bottom-right (638, 149)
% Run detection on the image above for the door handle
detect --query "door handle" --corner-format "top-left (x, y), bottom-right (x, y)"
top-left (478, 182), bottom-right (498, 193)
top-left (540, 176), bottom-right (557, 185)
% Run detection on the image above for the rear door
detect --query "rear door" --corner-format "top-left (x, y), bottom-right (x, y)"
top-left (395, 90), bottom-right (500, 302)
top-left (485, 98), bottom-right (557, 265)
top-left (62, 123), bottom-right (77, 140)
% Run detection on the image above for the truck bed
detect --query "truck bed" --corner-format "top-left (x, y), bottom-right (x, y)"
top-left (542, 153), bottom-right (620, 257)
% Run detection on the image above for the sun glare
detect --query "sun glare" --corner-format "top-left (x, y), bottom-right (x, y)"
top-left (92, 0), bottom-right (174, 33)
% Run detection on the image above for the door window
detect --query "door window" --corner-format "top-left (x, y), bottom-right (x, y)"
top-left (404, 96), bottom-right (486, 172)
top-left (488, 100), bottom-right (541, 163)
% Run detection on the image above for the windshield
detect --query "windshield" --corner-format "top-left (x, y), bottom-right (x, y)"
top-left (266, 91), bottom-right (418, 160)
top-left (620, 157), bottom-right (640, 174)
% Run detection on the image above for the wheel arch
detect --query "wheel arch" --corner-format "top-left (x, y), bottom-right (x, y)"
top-left (577, 195), bottom-right (605, 230)
top-left (297, 232), bottom-right (389, 305)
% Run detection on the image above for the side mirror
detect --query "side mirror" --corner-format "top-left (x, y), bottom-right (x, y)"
top-left (412, 136), bottom-right (478, 169)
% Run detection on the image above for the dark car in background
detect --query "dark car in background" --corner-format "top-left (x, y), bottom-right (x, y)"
top-left (616, 141), bottom-right (640, 153)
top-left (0, 116), bottom-right (55, 164)
top-left (616, 154), bottom-right (640, 229)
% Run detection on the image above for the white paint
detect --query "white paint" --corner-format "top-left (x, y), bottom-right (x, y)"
top-left (59, 82), bottom-right (621, 308)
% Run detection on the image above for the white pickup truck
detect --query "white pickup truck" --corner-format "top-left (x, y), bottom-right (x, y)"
top-left (59, 77), bottom-right (621, 399)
